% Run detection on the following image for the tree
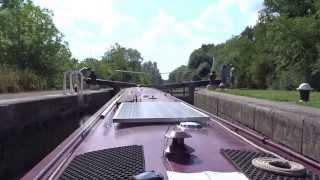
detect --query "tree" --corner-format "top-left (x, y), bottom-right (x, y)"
top-left (0, 0), bottom-right (74, 88)
top-left (79, 58), bottom-right (111, 79)
top-left (170, 0), bottom-right (320, 90)
top-left (0, 1), bottom-right (161, 92)
top-left (188, 44), bottom-right (214, 70)
top-left (263, 0), bottom-right (316, 17)
top-left (169, 65), bottom-right (193, 82)
top-left (142, 61), bottom-right (162, 85)
top-left (83, 43), bottom-right (163, 85)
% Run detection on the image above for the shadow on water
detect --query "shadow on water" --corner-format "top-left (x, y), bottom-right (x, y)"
top-left (0, 89), bottom-right (115, 179)
top-left (0, 114), bottom-right (91, 180)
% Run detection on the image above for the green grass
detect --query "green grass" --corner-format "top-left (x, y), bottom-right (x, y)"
top-left (214, 89), bottom-right (320, 109)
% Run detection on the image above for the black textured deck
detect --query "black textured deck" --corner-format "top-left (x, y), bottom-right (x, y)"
top-left (59, 145), bottom-right (145, 180)
top-left (221, 149), bottom-right (320, 180)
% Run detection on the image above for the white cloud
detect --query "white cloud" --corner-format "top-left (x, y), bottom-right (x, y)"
top-left (34, 0), bottom-right (137, 60)
top-left (192, 0), bottom-right (263, 33)
top-left (137, 11), bottom-right (176, 48)
top-left (35, 0), bottom-right (134, 34)
top-left (248, 12), bottom-right (259, 26)
top-left (228, 0), bottom-right (261, 12)
top-left (130, 1), bottom-right (263, 79)
top-left (130, 11), bottom-right (204, 77)
top-left (33, 0), bottom-right (263, 79)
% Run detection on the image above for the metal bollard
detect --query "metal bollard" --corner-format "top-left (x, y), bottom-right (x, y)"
top-left (297, 83), bottom-right (313, 102)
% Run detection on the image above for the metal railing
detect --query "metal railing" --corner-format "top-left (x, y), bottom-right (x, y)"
top-left (63, 70), bottom-right (85, 95)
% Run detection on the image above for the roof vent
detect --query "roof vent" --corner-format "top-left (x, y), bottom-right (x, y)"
top-left (164, 129), bottom-right (194, 164)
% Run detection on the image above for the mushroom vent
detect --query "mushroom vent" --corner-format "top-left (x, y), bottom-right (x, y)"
top-left (164, 130), bottom-right (194, 163)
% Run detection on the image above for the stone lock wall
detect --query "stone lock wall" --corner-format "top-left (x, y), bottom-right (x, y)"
top-left (0, 90), bottom-right (115, 179)
top-left (194, 90), bottom-right (320, 163)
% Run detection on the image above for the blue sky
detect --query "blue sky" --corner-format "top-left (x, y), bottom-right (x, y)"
top-left (33, 0), bottom-right (264, 79)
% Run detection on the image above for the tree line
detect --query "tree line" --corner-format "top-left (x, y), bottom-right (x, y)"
top-left (78, 43), bottom-right (162, 85)
top-left (169, 0), bottom-right (320, 90)
top-left (0, 0), bottom-right (161, 93)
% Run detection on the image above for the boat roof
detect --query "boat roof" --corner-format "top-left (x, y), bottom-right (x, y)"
top-left (22, 87), bottom-right (320, 179)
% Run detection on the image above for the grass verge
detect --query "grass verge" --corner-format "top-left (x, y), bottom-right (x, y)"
top-left (213, 89), bottom-right (320, 109)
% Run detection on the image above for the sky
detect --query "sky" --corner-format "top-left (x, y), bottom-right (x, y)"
top-left (33, 0), bottom-right (264, 79)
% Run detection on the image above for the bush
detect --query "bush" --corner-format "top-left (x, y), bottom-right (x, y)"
top-left (0, 65), bottom-right (47, 93)
top-left (271, 69), bottom-right (303, 90)
top-left (18, 69), bottom-right (47, 91)
top-left (0, 67), bottom-right (20, 93)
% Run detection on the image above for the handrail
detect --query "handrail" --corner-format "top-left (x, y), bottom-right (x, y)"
top-left (63, 70), bottom-right (85, 95)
